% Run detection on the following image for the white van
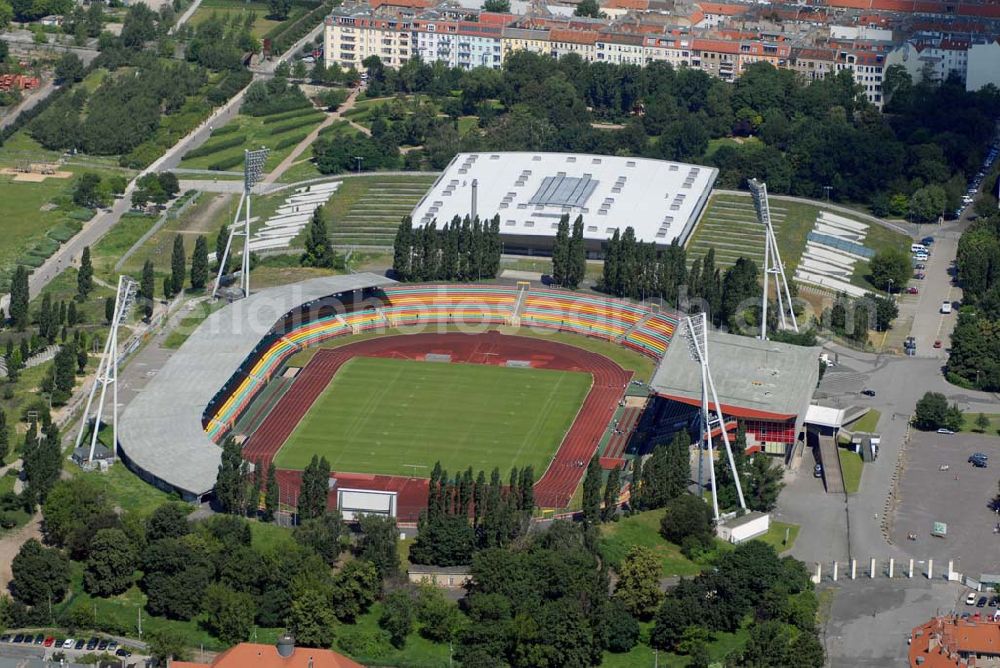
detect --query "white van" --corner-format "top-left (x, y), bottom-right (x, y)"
top-left (911, 244), bottom-right (928, 253)
top-left (914, 253), bottom-right (929, 262)
top-left (941, 301), bottom-right (953, 314)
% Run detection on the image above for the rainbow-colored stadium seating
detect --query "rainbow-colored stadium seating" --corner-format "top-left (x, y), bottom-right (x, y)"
top-left (204, 284), bottom-right (675, 441)
top-left (623, 312), bottom-right (678, 358)
top-left (521, 289), bottom-right (646, 341)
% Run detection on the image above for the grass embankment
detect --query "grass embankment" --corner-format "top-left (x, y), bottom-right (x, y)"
top-left (274, 357), bottom-right (591, 476)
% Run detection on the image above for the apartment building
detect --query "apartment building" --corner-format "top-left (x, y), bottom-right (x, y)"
top-left (691, 38), bottom-right (740, 81)
top-left (549, 28), bottom-right (599, 61)
top-left (836, 49), bottom-right (886, 107)
top-left (411, 14), bottom-right (506, 69)
top-left (966, 38), bottom-right (1000, 91)
top-left (501, 26), bottom-right (552, 60)
top-left (596, 32), bottom-right (646, 64)
top-left (325, 10), bottom-right (414, 69)
top-left (644, 34), bottom-right (693, 68)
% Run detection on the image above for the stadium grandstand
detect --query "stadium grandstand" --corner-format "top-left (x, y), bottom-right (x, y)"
top-left (118, 273), bottom-right (819, 517)
top-left (410, 152), bottom-right (718, 256)
top-left (647, 329), bottom-right (821, 458)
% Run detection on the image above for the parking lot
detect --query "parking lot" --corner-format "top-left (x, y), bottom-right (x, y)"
top-left (0, 632), bottom-right (144, 666)
top-left (890, 430), bottom-right (1000, 577)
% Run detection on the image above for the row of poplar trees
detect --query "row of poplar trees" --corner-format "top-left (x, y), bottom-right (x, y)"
top-left (409, 461), bottom-right (534, 567)
top-left (392, 215), bottom-right (502, 282)
top-left (551, 214), bottom-right (587, 289)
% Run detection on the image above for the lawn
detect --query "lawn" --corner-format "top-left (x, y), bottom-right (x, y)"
top-left (598, 509), bottom-right (703, 578)
top-left (163, 300), bottom-right (226, 349)
top-left (90, 212), bottom-right (159, 282)
top-left (850, 408), bottom-right (881, 434)
top-left (273, 356), bottom-right (592, 476)
top-left (838, 448), bottom-right (864, 494)
top-left (336, 601), bottom-right (452, 668)
top-left (189, 0), bottom-right (283, 38)
top-left (75, 464), bottom-right (179, 517)
top-left (961, 412), bottom-right (1000, 437)
top-left (754, 520), bottom-right (800, 554)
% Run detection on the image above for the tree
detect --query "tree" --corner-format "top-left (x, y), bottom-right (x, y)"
top-left (190, 235), bottom-right (208, 290)
top-left (43, 477), bottom-right (113, 549)
top-left (215, 223), bottom-right (230, 274)
top-left (202, 584), bottom-right (256, 645)
top-left (392, 217), bottom-right (413, 280)
top-left (568, 214), bottom-right (586, 289)
top-left (289, 587), bottom-right (336, 648)
top-left (331, 559), bottom-right (380, 622)
top-left (914, 391), bottom-right (963, 431)
top-left (482, 0), bottom-right (510, 9)
top-left (73, 173), bottom-right (106, 209)
top-left (146, 629), bottom-right (190, 665)
top-left (659, 495), bottom-right (713, 547)
top-left (215, 437), bottom-right (249, 515)
top-left (574, 0), bottom-right (603, 17)
top-left (416, 583), bottom-right (464, 642)
top-left (582, 454), bottom-right (602, 528)
top-left (0, 409), bottom-right (8, 466)
top-left (264, 462), bottom-right (279, 522)
top-left (22, 421), bottom-right (62, 509)
top-left (170, 234), bottom-right (185, 295)
top-left (358, 513), bottom-right (399, 580)
top-left (84, 528), bottom-right (136, 597)
top-left (868, 247), bottom-right (911, 293)
top-left (745, 454), bottom-right (784, 512)
top-left (141, 537), bottom-right (213, 620)
top-left (614, 545), bottom-right (662, 620)
top-left (602, 465), bottom-right (621, 522)
top-left (380, 589), bottom-right (415, 649)
top-left (552, 214), bottom-right (569, 286)
top-left (639, 432), bottom-right (690, 509)
top-left (976, 413), bottom-right (991, 434)
top-left (145, 502), bottom-right (191, 542)
top-left (54, 52), bottom-right (84, 83)
top-left (9, 266), bottom-right (29, 330)
top-left (11, 539), bottom-right (70, 606)
top-left (298, 455), bottom-right (330, 521)
top-left (301, 207), bottom-right (335, 268)
top-left (294, 512), bottom-right (343, 566)
top-left (908, 184), bottom-right (947, 223)
top-left (104, 296), bottom-right (114, 324)
top-left (140, 260), bottom-right (155, 319)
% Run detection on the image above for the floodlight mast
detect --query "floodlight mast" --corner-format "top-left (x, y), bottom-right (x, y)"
top-left (75, 275), bottom-right (138, 464)
top-left (749, 179), bottom-right (798, 339)
top-left (684, 314), bottom-right (746, 521)
top-left (213, 148), bottom-right (269, 300)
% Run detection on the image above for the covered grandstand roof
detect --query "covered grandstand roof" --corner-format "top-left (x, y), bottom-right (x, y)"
top-left (650, 329), bottom-right (820, 420)
top-left (118, 273), bottom-right (395, 498)
top-left (410, 152), bottom-right (718, 247)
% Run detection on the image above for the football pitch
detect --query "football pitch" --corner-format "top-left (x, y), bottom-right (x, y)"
top-left (273, 357), bottom-right (592, 477)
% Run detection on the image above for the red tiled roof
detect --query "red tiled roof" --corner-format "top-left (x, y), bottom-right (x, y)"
top-left (693, 37), bottom-right (742, 54)
top-left (697, 2), bottom-right (749, 15)
top-left (910, 616), bottom-right (1000, 667)
top-left (173, 644), bottom-right (363, 668)
top-left (605, 0), bottom-right (650, 10)
top-left (550, 28), bottom-right (599, 44)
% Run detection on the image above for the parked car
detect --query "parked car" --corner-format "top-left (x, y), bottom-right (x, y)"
top-left (921, 236), bottom-right (935, 245)
top-left (933, 340), bottom-right (942, 348)
top-left (108, 641), bottom-right (118, 651)
top-left (941, 301), bottom-right (953, 314)
top-left (85, 637), bottom-right (98, 650)
top-left (12, 634), bottom-right (24, 643)
top-left (74, 639), bottom-right (85, 650)
top-left (814, 463), bottom-right (823, 478)
top-left (989, 596), bottom-right (999, 607)
top-left (915, 263), bottom-right (926, 270)
top-left (861, 389), bottom-right (876, 397)
top-left (907, 287), bottom-right (919, 294)
top-left (971, 458), bottom-right (989, 468)
top-left (0, 635), bottom-right (10, 643)
top-left (978, 597), bottom-right (988, 608)
top-left (970, 452), bottom-right (988, 461)
top-left (97, 639), bottom-right (108, 650)
top-left (115, 648), bottom-right (132, 658)
top-left (62, 639), bottom-right (75, 649)
top-left (968, 592), bottom-right (978, 605)
top-left (915, 272), bottom-right (926, 279)
top-left (938, 428), bottom-right (956, 435)
top-left (43, 636), bottom-right (54, 647)
top-left (32, 635), bottom-right (44, 645)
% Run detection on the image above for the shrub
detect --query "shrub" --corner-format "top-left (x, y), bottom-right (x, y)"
top-left (273, 132), bottom-right (309, 150)
top-left (210, 124), bottom-right (241, 137)
top-left (208, 154), bottom-right (246, 171)
top-left (337, 628), bottom-right (392, 660)
top-left (266, 114), bottom-right (323, 136)
top-left (183, 134), bottom-right (246, 160)
top-left (261, 106), bottom-right (320, 124)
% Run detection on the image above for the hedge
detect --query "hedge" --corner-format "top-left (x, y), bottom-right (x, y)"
top-left (208, 154), bottom-right (246, 171)
top-left (272, 131), bottom-right (309, 150)
top-left (267, 115), bottom-right (323, 136)
top-left (210, 124), bottom-right (242, 137)
top-left (262, 106), bottom-right (321, 124)
top-left (47, 222), bottom-right (82, 243)
top-left (184, 133), bottom-right (248, 160)
top-left (268, 0), bottom-right (335, 56)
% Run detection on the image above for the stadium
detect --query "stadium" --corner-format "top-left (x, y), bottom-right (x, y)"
top-left (118, 272), bottom-right (817, 523)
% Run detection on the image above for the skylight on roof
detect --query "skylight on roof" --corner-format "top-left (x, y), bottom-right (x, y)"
top-left (528, 175), bottom-right (599, 208)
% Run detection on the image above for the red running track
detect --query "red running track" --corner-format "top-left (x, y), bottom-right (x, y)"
top-left (241, 331), bottom-right (631, 520)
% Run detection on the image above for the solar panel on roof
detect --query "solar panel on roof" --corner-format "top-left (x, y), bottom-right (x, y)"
top-left (528, 175), bottom-right (599, 208)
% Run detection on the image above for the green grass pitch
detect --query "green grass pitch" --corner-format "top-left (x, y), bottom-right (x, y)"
top-left (273, 357), bottom-right (593, 477)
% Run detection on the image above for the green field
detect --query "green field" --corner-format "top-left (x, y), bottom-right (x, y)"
top-left (839, 448), bottom-right (864, 494)
top-left (273, 357), bottom-right (592, 475)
